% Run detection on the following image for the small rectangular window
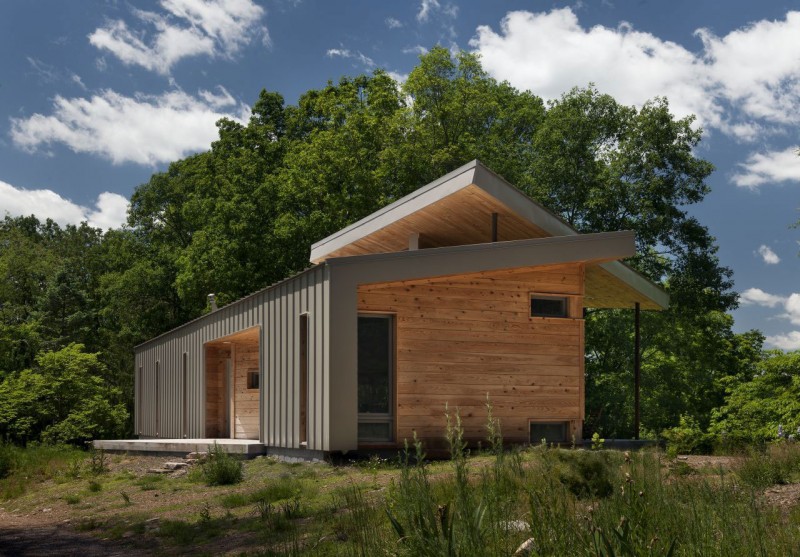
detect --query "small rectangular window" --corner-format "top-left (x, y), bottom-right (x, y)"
top-left (530, 421), bottom-right (569, 444)
top-left (531, 295), bottom-right (568, 318)
top-left (247, 371), bottom-right (259, 390)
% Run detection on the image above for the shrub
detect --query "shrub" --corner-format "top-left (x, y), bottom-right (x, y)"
top-left (551, 450), bottom-right (616, 499)
top-left (661, 415), bottom-right (714, 454)
top-left (201, 443), bottom-right (243, 486)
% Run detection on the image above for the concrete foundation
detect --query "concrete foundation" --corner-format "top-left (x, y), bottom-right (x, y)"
top-left (93, 438), bottom-right (266, 458)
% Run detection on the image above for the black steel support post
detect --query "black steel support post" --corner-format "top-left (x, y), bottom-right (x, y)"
top-left (634, 301), bottom-right (641, 440)
top-left (491, 212), bottom-right (498, 242)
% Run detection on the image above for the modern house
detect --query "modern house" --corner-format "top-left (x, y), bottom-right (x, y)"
top-left (123, 160), bottom-right (668, 458)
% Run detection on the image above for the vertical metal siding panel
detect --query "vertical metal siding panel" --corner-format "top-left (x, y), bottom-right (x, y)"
top-left (258, 297), bottom-right (265, 444)
top-left (322, 268), bottom-right (330, 450)
top-left (269, 289), bottom-right (277, 446)
top-left (317, 269), bottom-right (325, 451)
top-left (275, 287), bottom-right (282, 447)
top-left (279, 283), bottom-right (286, 447)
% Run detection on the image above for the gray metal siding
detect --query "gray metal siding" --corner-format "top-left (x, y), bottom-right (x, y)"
top-left (134, 266), bottom-right (330, 450)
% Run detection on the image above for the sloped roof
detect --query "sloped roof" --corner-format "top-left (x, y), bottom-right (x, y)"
top-left (311, 160), bottom-right (668, 310)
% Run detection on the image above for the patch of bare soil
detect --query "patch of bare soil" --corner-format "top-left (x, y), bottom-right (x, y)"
top-left (762, 483), bottom-right (800, 515)
top-left (680, 454), bottom-right (740, 471)
top-left (0, 509), bottom-right (144, 556)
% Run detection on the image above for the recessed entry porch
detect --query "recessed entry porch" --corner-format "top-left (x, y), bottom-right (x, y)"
top-left (204, 327), bottom-right (261, 440)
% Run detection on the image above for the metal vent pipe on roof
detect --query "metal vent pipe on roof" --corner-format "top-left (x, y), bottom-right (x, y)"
top-left (208, 293), bottom-right (218, 312)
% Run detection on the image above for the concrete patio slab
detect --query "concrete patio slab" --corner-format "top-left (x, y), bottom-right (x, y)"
top-left (92, 438), bottom-right (266, 457)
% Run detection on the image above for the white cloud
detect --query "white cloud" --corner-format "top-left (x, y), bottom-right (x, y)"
top-left (385, 17), bottom-right (402, 29)
top-left (70, 73), bottom-right (88, 91)
top-left (740, 287), bottom-right (785, 308)
top-left (326, 48), bottom-right (375, 68)
top-left (387, 71), bottom-right (409, 85)
top-left (766, 331), bottom-right (800, 351)
top-left (10, 87), bottom-right (249, 165)
top-left (417, 0), bottom-right (458, 23)
top-left (27, 57), bottom-right (59, 83)
top-left (403, 45), bottom-right (429, 55)
top-left (470, 9), bottom-right (800, 142)
top-left (740, 287), bottom-right (800, 350)
top-left (785, 293), bottom-right (800, 326)
top-left (0, 179), bottom-right (128, 230)
top-left (732, 147), bottom-right (800, 188)
top-left (757, 245), bottom-right (781, 265)
top-left (417, 0), bottom-right (439, 23)
top-left (89, 0), bottom-right (268, 75)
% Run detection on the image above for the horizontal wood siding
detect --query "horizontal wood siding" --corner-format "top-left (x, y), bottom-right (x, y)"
top-left (234, 341), bottom-right (259, 439)
top-left (358, 263), bottom-right (585, 446)
top-left (205, 347), bottom-right (229, 438)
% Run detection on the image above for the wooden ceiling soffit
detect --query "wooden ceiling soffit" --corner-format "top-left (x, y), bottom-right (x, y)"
top-left (584, 265), bottom-right (667, 310)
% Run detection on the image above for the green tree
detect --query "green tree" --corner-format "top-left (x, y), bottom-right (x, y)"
top-left (709, 349), bottom-right (800, 442)
top-left (0, 343), bottom-right (128, 445)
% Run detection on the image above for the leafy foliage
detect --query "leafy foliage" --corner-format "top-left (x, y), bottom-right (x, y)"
top-left (710, 350), bottom-right (800, 442)
top-left (0, 344), bottom-right (128, 445)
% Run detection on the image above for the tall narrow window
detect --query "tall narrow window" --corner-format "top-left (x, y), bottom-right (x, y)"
top-left (155, 361), bottom-right (160, 438)
top-left (299, 314), bottom-right (309, 446)
top-left (137, 366), bottom-right (142, 435)
top-left (357, 314), bottom-right (394, 442)
top-left (182, 353), bottom-right (188, 438)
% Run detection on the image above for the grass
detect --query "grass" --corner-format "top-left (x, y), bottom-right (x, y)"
top-left (0, 442), bottom-right (85, 499)
top-left (0, 432), bottom-right (799, 555)
top-left (736, 442), bottom-right (800, 488)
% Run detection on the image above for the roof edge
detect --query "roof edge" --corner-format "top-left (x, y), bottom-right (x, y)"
top-left (134, 264), bottom-right (324, 351)
top-left (327, 230), bottom-right (635, 268)
top-left (309, 159), bottom-right (480, 258)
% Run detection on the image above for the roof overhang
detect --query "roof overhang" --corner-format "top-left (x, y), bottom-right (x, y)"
top-left (313, 159), bottom-right (668, 310)
top-left (310, 160), bottom-right (575, 263)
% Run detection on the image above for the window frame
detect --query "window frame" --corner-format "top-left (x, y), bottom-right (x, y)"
top-left (529, 294), bottom-right (570, 319)
top-left (529, 420), bottom-right (570, 445)
top-left (357, 313), bottom-right (396, 444)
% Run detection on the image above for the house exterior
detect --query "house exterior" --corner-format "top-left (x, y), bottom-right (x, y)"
top-left (132, 160), bottom-right (668, 456)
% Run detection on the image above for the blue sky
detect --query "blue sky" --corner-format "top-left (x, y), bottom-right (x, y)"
top-left (1, 0), bottom-right (799, 348)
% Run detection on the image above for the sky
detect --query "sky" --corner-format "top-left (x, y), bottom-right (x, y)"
top-left (1, 0), bottom-right (799, 348)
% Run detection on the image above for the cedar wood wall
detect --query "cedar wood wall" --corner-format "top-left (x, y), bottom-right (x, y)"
top-left (357, 262), bottom-right (585, 446)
